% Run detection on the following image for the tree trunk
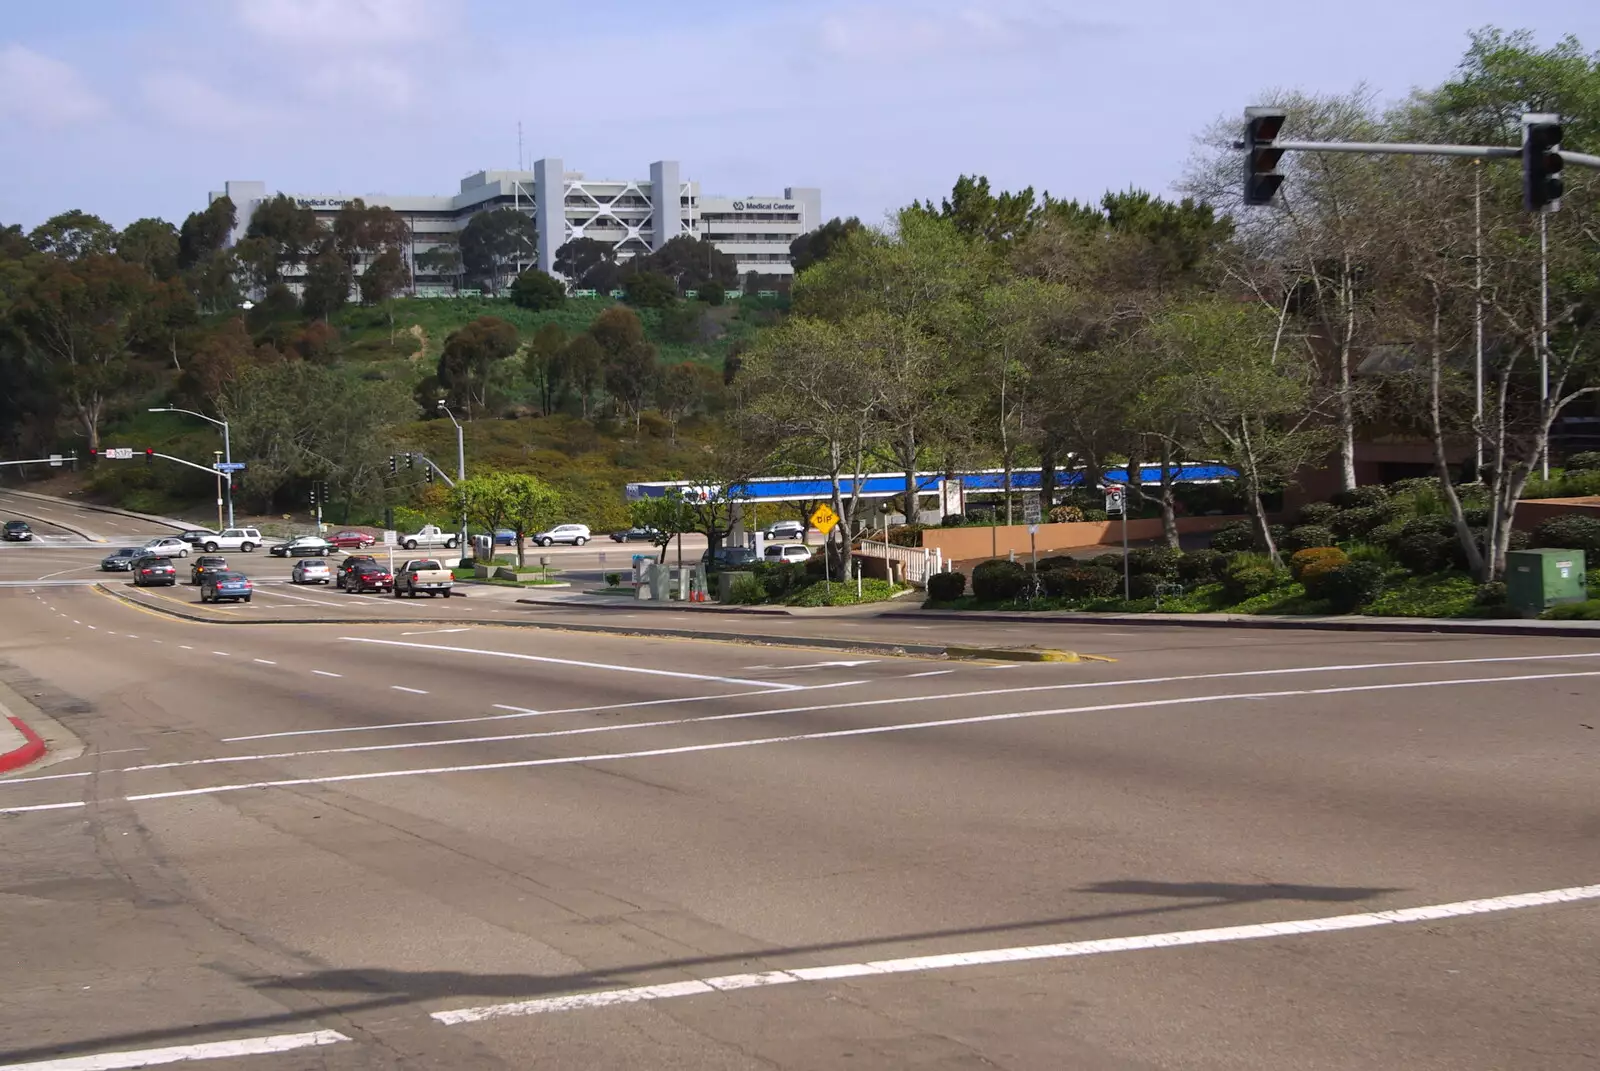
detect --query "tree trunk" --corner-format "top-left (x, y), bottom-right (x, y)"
top-left (1338, 263), bottom-right (1357, 491)
top-left (1158, 438), bottom-right (1180, 549)
top-left (1038, 438), bottom-right (1058, 512)
top-left (79, 401), bottom-right (102, 452)
top-left (1240, 418), bottom-right (1278, 562)
top-left (1423, 281), bottom-right (1484, 579)
top-left (900, 428), bottom-right (919, 527)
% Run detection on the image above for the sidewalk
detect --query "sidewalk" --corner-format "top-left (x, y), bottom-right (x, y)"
top-left (881, 607), bottom-right (1600, 637)
top-left (0, 711), bottom-right (45, 775)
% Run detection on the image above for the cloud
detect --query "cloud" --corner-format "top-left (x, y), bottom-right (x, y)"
top-left (816, 1), bottom-right (1118, 61)
top-left (0, 44), bottom-right (107, 128)
top-left (233, 0), bottom-right (439, 46)
top-left (139, 71), bottom-right (273, 131)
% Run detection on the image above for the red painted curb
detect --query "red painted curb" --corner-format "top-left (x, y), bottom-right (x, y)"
top-left (0, 715), bottom-right (46, 774)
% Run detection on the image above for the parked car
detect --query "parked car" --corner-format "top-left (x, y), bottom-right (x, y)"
top-left (329, 530), bottom-right (376, 549)
top-left (610, 526), bottom-right (661, 543)
top-left (400, 524), bottom-right (459, 550)
top-left (198, 528), bottom-right (262, 553)
top-left (176, 529), bottom-right (218, 545)
top-left (534, 523), bottom-right (591, 547)
top-left (292, 558), bottom-right (332, 585)
top-left (132, 556), bottom-right (177, 586)
top-left (335, 554), bottom-right (376, 589)
top-left (393, 558), bottom-right (453, 598)
top-left (200, 570), bottom-right (253, 603)
top-left (142, 536), bottom-right (190, 559)
top-left (4, 520), bottom-right (33, 541)
top-left (270, 535), bottom-right (334, 558)
top-left (101, 547), bottom-right (145, 571)
top-left (702, 546), bottom-right (758, 572)
top-left (763, 543), bottom-right (813, 564)
top-left (190, 555), bottom-right (228, 585)
top-left (345, 561), bottom-right (394, 594)
top-left (765, 520), bottom-right (806, 541)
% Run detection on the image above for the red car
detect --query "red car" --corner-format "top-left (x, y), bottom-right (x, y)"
top-left (329, 529), bottom-right (376, 549)
top-left (345, 562), bottom-right (394, 594)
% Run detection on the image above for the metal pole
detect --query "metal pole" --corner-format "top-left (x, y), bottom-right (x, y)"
top-left (214, 451), bottom-right (224, 531)
top-left (1273, 140), bottom-right (1522, 160)
top-left (221, 419), bottom-right (234, 528)
top-left (1121, 510), bottom-right (1130, 602)
top-left (1474, 161), bottom-right (1484, 479)
top-left (1540, 210), bottom-right (1550, 481)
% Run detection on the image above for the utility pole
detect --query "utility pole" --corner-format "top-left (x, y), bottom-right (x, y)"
top-left (438, 400), bottom-right (468, 554)
top-left (213, 450), bottom-right (224, 531)
top-left (150, 406), bottom-right (234, 527)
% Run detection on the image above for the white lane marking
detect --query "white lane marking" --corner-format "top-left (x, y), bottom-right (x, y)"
top-left (86, 625), bottom-right (97, 630)
top-left (432, 883), bottom-right (1600, 1025)
top-left (987, 664), bottom-right (1017, 670)
top-left (125, 635), bottom-right (138, 639)
top-left (37, 565), bottom-right (97, 580)
top-left (0, 770), bottom-right (92, 785)
top-left (746, 660), bottom-right (879, 670)
top-left (391, 685), bottom-right (429, 695)
top-left (492, 704), bottom-right (539, 714)
top-left (903, 670), bottom-right (954, 678)
top-left (211, 651), bottom-right (230, 657)
top-left (11, 670), bottom-right (1598, 812)
top-left (311, 670), bottom-right (341, 678)
top-left (254, 659), bottom-right (277, 665)
top-left (178, 645), bottom-right (193, 650)
top-left (99, 748), bottom-right (149, 755)
top-left (0, 1028), bottom-right (351, 1070)
top-left (402, 627), bottom-right (473, 635)
top-left (338, 636), bottom-right (802, 690)
top-left (223, 681), bottom-right (870, 742)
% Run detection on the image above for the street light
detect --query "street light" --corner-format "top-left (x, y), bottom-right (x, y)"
top-left (437, 399), bottom-right (467, 553)
top-left (149, 407), bottom-right (233, 527)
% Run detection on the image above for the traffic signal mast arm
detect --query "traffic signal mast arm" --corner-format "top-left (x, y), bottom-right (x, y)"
top-left (1269, 140), bottom-right (1598, 169)
top-left (394, 452), bottom-right (454, 488)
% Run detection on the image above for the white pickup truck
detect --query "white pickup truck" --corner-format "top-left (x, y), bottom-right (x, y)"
top-left (399, 525), bottom-right (459, 550)
top-left (198, 527), bottom-right (264, 553)
top-left (393, 558), bottom-right (454, 598)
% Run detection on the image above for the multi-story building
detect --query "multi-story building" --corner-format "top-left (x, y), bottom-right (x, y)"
top-left (211, 160), bottom-right (821, 293)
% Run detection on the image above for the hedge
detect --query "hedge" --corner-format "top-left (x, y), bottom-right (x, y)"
top-left (1306, 560), bottom-right (1386, 611)
top-left (972, 559), bottom-right (1027, 601)
top-left (1041, 564), bottom-right (1121, 599)
top-left (926, 570), bottom-right (966, 601)
top-left (1532, 514), bottom-right (1600, 557)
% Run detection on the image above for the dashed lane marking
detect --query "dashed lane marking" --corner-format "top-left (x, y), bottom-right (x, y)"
top-left (0, 1028), bottom-right (351, 1070)
top-left (254, 659), bottom-right (277, 665)
top-left (391, 685), bottom-right (428, 695)
top-left (430, 883), bottom-right (1600, 1025)
top-left (311, 670), bottom-right (341, 678)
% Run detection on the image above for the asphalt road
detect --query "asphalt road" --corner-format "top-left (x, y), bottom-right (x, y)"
top-left (1, 579), bottom-right (1597, 1070)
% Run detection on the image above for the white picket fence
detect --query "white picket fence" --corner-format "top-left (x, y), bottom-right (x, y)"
top-left (856, 540), bottom-right (946, 588)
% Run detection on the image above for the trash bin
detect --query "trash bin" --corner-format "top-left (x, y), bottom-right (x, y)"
top-left (1505, 548), bottom-right (1587, 617)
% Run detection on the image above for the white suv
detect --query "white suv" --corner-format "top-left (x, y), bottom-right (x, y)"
top-left (764, 543), bottom-right (813, 564)
top-left (533, 524), bottom-right (591, 547)
top-left (200, 528), bottom-right (263, 553)
top-left (142, 536), bottom-right (190, 559)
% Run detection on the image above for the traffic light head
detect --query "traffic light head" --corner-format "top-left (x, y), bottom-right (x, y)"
top-left (424, 465), bottom-right (434, 484)
top-left (406, 453), bottom-right (415, 471)
top-left (1243, 106), bottom-right (1288, 206)
top-left (144, 448), bottom-right (154, 466)
top-left (1523, 114), bottom-right (1564, 212)
top-left (388, 454), bottom-right (397, 476)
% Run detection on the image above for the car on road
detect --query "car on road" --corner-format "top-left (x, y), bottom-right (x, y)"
top-left (200, 570), bottom-right (253, 603)
top-left (345, 561), bottom-right (394, 594)
top-left (610, 526), bottom-right (661, 543)
top-left (399, 524), bottom-right (459, 550)
top-left (4, 520), bottom-right (33, 542)
top-left (329, 529), bottom-right (376, 549)
top-left (765, 520), bottom-right (806, 541)
top-left (270, 535), bottom-right (335, 558)
top-left (190, 555), bottom-right (228, 585)
top-left (763, 543), bottom-right (813, 564)
top-left (291, 558), bottom-right (332, 584)
top-left (101, 547), bottom-right (145, 571)
top-left (199, 528), bottom-right (263, 553)
top-left (176, 529), bottom-right (219, 545)
top-left (701, 546), bottom-right (758, 572)
top-left (393, 558), bottom-right (453, 598)
top-left (335, 554), bottom-right (376, 589)
top-left (142, 536), bottom-right (190, 559)
top-left (132, 555), bottom-right (177, 586)
top-left (533, 523), bottom-right (591, 547)
top-left (494, 529), bottom-right (516, 546)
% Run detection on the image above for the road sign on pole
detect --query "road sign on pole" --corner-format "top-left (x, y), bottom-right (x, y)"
top-left (809, 503), bottom-right (840, 535)
top-left (1023, 496), bottom-right (1042, 525)
top-left (213, 462), bottom-right (247, 472)
top-left (48, 454), bottom-right (62, 468)
top-left (1104, 485), bottom-right (1126, 515)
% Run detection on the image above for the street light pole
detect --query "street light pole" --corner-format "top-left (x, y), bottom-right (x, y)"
top-left (149, 407), bottom-right (233, 527)
top-left (438, 401), bottom-right (467, 554)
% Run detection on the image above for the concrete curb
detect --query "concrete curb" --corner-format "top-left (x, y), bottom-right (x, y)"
top-left (517, 596), bottom-right (793, 616)
top-left (0, 487), bottom-right (191, 532)
top-left (945, 646), bottom-right (1117, 663)
top-left (881, 609), bottom-right (1600, 639)
top-left (0, 715), bottom-right (46, 774)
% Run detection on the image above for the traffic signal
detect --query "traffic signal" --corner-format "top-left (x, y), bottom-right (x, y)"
top-left (406, 453), bottom-right (415, 471)
top-left (388, 454), bottom-right (397, 476)
top-left (1523, 115), bottom-right (1564, 212)
top-left (144, 448), bottom-right (154, 466)
top-left (1243, 106), bottom-right (1287, 206)
top-left (87, 448), bottom-right (98, 458)
top-left (424, 465), bottom-right (434, 484)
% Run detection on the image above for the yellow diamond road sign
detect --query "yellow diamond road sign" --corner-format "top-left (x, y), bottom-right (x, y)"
top-left (809, 503), bottom-right (840, 535)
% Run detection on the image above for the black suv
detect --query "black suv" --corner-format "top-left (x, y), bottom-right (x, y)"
top-left (132, 555), bottom-right (177, 586)
top-left (3, 520), bottom-right (33, 542)
top-left (336, 554), bottom-right (376, 589)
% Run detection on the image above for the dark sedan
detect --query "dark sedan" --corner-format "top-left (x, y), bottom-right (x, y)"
top-left (610, 526), bottom-right (661, 543)
top-left (101, 547), bottom-right (145, 571)
top-left (190, 555), bottom-right (228, 585)
top-left (345, 562), bottom-right (394, 594)
top-left (132, 556), bottom-right (177, 586)
top-left (3, 520), bottom-right (32, 541)
top-left (270, 535), bottom-right (335, 558)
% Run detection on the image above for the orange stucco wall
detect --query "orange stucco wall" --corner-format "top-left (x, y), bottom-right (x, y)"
top-left (919, 515), bottom-right (1248, 560)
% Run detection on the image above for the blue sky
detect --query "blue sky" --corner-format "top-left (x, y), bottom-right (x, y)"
top-left (2, 0), bottom-right (1597, 230)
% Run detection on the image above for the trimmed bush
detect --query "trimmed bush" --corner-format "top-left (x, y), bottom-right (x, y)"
top-left (1462, 506), bottom-right (1491, 527)
top-left (1209, 521), bottom-right (1256, 553)
top-left (1565, 451), bottom-right (1600, 472)
top-left (752, 561), bottom-right (810, 599)
top-left (1283, 524), bottom-right (1336, 553)
top-left (724, 573), bottom-right (766, 604)
top-left (1332, 485), bottom-right (1389, 509)
top-left (1330, 505), bottom-right (1398, 540)
top-left (1289, 546), bottom-right (1348, 581)
top-left (1093, 553), bottom-right (1124, 570)
top-left (1531, 514), bottom-right (1600, 556)
top-left (1368, 520), bottom-right (1406, 548)
top-left (940, 513), bottom-right (967, 527)
top-left (1127, 547), bottom-right (1182, 577)
top-left (1222, 559), bottom-right (1279, 600)
top-left (1129, 573), bottom-right (1167, 599)
top-left (1037, 556), bottom-right (1077, 572)
top-left (972, 559), bottom-right (1027, 601)
top-left (886, 524), bottom-right (926, 547)
top-left (1083, 509), bottom-right (1109, 522)
top-left (1475, 581), bottom-right (1508, 607)
top-left (1395, 531), bottom-right (1455, 574)
top-left (1041, 564), bottom-right (1121, 599)
top-left (1048, 505), bottom-right (1085, 523)
top-left (926, 570), bottom-right (966, 602)
top-left (1307, 561), bottom-right (1386, 612)
top-left (1176, 548), bottom-right (1225, 582)
top-left (1295, 502), bottom-right (1339, 526)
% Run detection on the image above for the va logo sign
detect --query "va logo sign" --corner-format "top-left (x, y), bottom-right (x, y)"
top-left (732, 201), bottom-right (745, 211)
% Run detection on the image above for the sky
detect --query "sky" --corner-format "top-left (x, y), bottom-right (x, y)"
top-left (2, 0), bottom-right (1598, 231)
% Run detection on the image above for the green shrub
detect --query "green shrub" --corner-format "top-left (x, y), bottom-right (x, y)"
top-left (1394, 531), bottom-right (1454, 574)
top-left (1176, 549), bottom-right (1225, 582)
top-left (1289, 546), bottom-right (1348, 581)
top-left (972, 559), bottom-right (1027, 601)
top-left (1531, 514), bottom-right (1600, 556)
top-left (1564, 451), bottom-right (1600, 472)
top-left (1462, 506), bottom-right (1491, 527)
top-left (725, 573), bottom-right (766, 604)
top-left (1332, 485), bottom-right (1389, 509)
top-left (926, 570), bottom-right (966, 601)
top-left (940, 513), bottom-right (967, 527)
top-left (1130, 573), bottom-right (1176, 599)
top-left (1295, 502), bottom-right (1339, 526)
top-left (604, 572), bottom-right (622, 587)
top-left (1041, 564), bottom-right (1121, 599)
top-left (1283, 524), bottom-right (1336, 553)
top-left (1308, 561), bottom-right (1387, 612)
top-left (1083, 509), bottom-right (1109, 522)
top-left (751, 561), bottom-right (809, 599)
top-left (1541, 598), bottom-right (1600, 620)
top-left (1223, 558), bottom-right (1280, 600)
top-left (1474, 581), bottom-right (1508, 607)
top-left (1209, 520), bottom-right (1256, 553)
top-left (1342, 541), bottom-right (1395, 566)
top-left (1048, 505), bottom-right (1085, 523)
top-left (1521, 470), bottom-right (1600, 498)
top-left (1368, 520), bottom-right (1406, 548)
top-left (1127, 547), bottom-right (1182, 577)
top-left (1037, 555), bottom-right (1077, 572)
top-left (1092, 553), bottom-right (1124, 570)
top-left (886, 524), bottom-right (926, 547)
top-left (1330, 505), bottom-right (1397, 540)
top-left (1398, 515), bottom-right (1457, 540)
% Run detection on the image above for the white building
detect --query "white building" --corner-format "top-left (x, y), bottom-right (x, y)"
top-left (211, 159), bottom-right (821, 292)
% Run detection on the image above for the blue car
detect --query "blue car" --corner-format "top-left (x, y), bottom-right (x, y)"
top-left (494, 529), bottom-right (516, 546)
top-left (200, 570), bottom-right (253, 604)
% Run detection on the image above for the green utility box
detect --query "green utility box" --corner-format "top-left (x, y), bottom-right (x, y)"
top-left (1504, 548), bottom-right (1587, 617)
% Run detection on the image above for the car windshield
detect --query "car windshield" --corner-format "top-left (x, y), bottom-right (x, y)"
top-left (412, 560), bottom-right (442, 570)
top-left (215, 572), bottom-right (245, 582)
top-left (117, 548), bottom-right (141, 556)
top-left (301, 559), bottom-right (326, 567)
top-left (198, 557), bottom-right (226, 565)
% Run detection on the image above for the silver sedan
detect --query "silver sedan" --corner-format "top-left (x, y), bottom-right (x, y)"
top-left (291, 558), bottom-right (332, 584)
